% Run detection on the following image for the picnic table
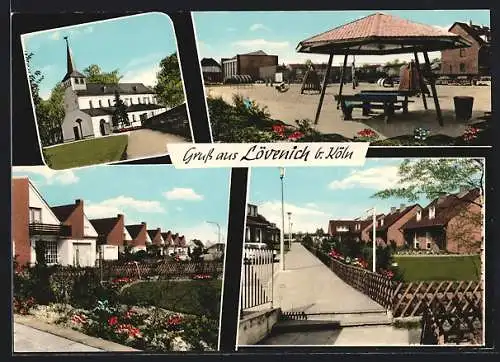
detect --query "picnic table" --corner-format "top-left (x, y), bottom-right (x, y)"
top-left (334, 91), bottom-right (415, 123)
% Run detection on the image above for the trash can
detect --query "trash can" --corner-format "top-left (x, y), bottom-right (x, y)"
top-left (454, 96), bottom-right (474, 121)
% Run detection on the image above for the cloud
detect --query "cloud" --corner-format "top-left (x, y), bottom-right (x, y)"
top-left (249, 23), bottom-right (270, 32)
top-left (305, 202), bottom-right (318, 208)
top-left (121, 65), bottom-right (160, 88)
top-left (178, 222), bottom-right (227, 245)
top-left (93, 195), bottom-right (165, 213)
top-left (257, 201), bottom-right (330, 233)
top-left (163, 188), bottom-right (204, 201)
top-left (13, 166), bottom-right (79, 185)
top-left (328, 166), bottom-right (400, 191)
top-left (232, 39), bottom-right (290, 50)
top-left (49, 31), bottom-right (61, 41)
top-left (226, 27), bottom-right (237, 32)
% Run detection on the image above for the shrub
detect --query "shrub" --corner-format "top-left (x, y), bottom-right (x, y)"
top-left (71, 270), bottom-right (117, 309)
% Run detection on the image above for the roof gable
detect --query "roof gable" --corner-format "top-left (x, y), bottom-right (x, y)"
top-left (51, 204), bottom-right (78, 223)
top-left (23, 178), bottom-right (61, 225)
top-left (90, 217), bottom-right (119, 236)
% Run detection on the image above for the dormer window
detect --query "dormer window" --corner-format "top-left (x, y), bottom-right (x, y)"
top-left (380, 218), bottom-right (384, 227)
top-left (416, 210), bottom-right (422, 221)
top-left (429, 206), bottom-right (436, 220)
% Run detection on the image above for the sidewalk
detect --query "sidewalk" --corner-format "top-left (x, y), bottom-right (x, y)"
top-left (273, 243), bottom-right (385, 314)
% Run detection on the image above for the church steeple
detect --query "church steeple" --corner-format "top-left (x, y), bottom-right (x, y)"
top-left (65, 36), bottom-right (76, 75)
top-left (61, 36), bottom-right (86, 90)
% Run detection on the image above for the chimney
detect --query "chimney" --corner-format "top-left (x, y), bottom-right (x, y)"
top-left (141, 221), bottom-right (146, 226)
top-left (75, 199), bottom-right (83, 205)
top-left (101, 85), bottom-right (106, 92)
top-left (469, 20), bottom-right (473, 27)
top-left (117, 214), bottom-right (123, 219)
top-left (157, 227), bottom-right (161, 233)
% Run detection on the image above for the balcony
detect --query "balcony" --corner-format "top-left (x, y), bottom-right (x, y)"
top-left (29, 223), bottom-right (72, 237)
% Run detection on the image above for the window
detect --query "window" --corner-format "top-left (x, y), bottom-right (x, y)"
top-left (460, 48), bottom-right (465, 57)
top-left (143, 97), bottom-right (148, 103)
top-left (130, 98), bottom-right (134, 105)
top-left (460, 63), bottom-right (466, 73)
top-left (256, 228), bottom-right (261, 242)
top-left (246, 227), bottom-right (250, 241)
top-left (380, 218), bottom-right (384, 227)
top-left (416, 210), bottom-right (422, 221)
top-left (138, 98), bottom-right (142, 104)
top-left (426, 242), bottom-right (431, 250)
top-left (89, 100), bottom-right (93, 108)
top-left (98, 100), bottom-right (102, 107)
top-left (29, 208), bottom-right (41, 223)
top-left (132, 114), bottom-right (136, 121)
top-left (336, 226), bottom-right (349, 232)
top-left (429, 206), bottom-right (436, 220)
top-left (45, 241), bottom-right (58, 264)
top-left (108, 99), bottom-right (111, 107)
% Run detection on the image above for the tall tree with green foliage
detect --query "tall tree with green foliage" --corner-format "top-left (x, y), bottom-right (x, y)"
top-left (111, 91), bottom-right (129, 128)
top-left (154, 53), bottom-right (185, 108)
top-left (83, 64), bottom-right (122, 84)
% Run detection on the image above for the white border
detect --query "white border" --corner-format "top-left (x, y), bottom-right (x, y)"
top-left (19, 12), bottom-right (196, 172)
top-left (237, 157), bottom-right (486, 348)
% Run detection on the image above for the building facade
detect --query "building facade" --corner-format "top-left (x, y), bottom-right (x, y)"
top-left (402, 189), bottom-right (482, 253)
top-left (90, 214), bottom-right (129, 260)
top-left (440, 21), bottom-right (491, 76)
top-left (221, 50), bottom-right (278, 82)
top-left (60, 37), bottom-right (167, 142)
top-left (245, 204), bottom-right (280, 248)
top-left (201, 58), bottom-right (223, 83)
top-left (375, 204), bottom-right (422, 247)
top-left (125, 223), bottom-right (150, 253)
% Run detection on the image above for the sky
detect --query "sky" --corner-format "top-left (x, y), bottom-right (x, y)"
top-left (193, 10), bottom-right (490, 66)
top-left (12, 165), bottom-right (230, 246)
top-left (248, 159), bottom-right (432, 233)
top-left (21, 12), bottom-right (179, 100)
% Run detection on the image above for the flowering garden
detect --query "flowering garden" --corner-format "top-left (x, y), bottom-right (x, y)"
top-left (13, 260), bottom-right (221, 351)
top-left (208, 95), bottom-right (491, 146)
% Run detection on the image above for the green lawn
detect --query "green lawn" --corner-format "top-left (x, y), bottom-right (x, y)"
top-left (120, 279), bottom-right (222, 318)
top-left (394, 255), bottom-right (481, 281)
top-left (43, 135), bottom-right (128, 170)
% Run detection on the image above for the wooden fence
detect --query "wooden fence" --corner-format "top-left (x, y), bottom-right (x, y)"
top-left (303, 243), bottom-right (483, 344)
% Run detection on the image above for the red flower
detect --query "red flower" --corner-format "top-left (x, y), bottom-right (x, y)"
top-left (272, 125), bottom-right (285, 136)
top-left (124, 310), bottom-right (136, 319)
top-left (108, 316), bottom-right (119, 326)
top-left (115, 324), bottom-right (142, 338)
top-left (71, 314), bottom-right (87, 324)
top-left (167, 314), bottom-right (183, 326)
top-left (288, 131), bottom-right (304, 141)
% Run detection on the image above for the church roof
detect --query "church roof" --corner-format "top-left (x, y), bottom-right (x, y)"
top-left (81, 103), bottom-right (164, 117)
top-left (76, 83), bottom-right (154, 96)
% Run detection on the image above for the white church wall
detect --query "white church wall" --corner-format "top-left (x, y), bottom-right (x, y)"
top-left (91, 115), bottom-right (113, 137)
top-left (78, 94), bottom-right (157, 110)
top-left (61, 110), bottom-right (95, 142)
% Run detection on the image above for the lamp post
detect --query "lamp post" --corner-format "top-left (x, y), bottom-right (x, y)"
top-left (365, 207), bottom-right (377, 273)
top-left (206, 221), bottom-right (221, 245)
top-left (279, 167), bottom-right (285, 272)
top-left (287, 212), bottom-right (292, 250)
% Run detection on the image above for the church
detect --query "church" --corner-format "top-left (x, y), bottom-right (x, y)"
top-left (60, 37), bottom-right (167, 142)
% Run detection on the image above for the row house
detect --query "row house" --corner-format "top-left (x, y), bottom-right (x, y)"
top-left (402, 189), bottom-right (482, 253)
top-left (245, 204), bottom-right (280, 249)
top-left (89, 214), bottom-right (130, 260)
top-left (375, 204), bottom-right (422, 247)
top-left (12, 177), bottom-right (96, 267)
top-left (125, 223), bottom-right (150, 253)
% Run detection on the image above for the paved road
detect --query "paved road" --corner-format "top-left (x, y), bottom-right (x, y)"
top-left (14, 323), bottom-right (103, 353)
top-left (274, 243), bottom-right (385, 314)
top-left (126, 129), bottom-right (187, 160)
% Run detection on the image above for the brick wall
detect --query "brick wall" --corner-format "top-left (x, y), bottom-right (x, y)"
top-left (441, 24), bottom-right (481, 75)
top-left (446, 200), bottom-right (483, 253)
top-left (108, 214), bottom-right (125, 247)
top-left (238, 55), bottom-right (278, 80)
top-left (64, 200), bottom-right (84, 238)
top-left (12, 178), bottom-right (30, 266)
top-left (387, 206), bottom-right (422, 247)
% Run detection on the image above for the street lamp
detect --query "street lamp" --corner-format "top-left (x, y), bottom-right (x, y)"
top-left (287, 212), bottom-right (292, 250)
top-left (206, 221), bottom-right (221, 245)
top-left (365, 207), bottom-right (377, 273)
top-left (279, 167), bottom-right (285, 272)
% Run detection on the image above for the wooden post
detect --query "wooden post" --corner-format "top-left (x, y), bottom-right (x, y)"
top-left (337, 55), bottom-right (349, 109)
top-left (423, 51), bottom-right (444, 126)
top-left (314, 53), bottom-right (334, 125)
top-left (413, 52), bottom-right (428, 110)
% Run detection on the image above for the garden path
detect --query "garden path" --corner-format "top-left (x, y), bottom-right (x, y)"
top-left (273, 243), bottom-right (385, 314)
top-left (126, 129), bottom-right (186, 160)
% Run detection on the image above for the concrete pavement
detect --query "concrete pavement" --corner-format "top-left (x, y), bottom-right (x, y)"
top-left (273, 243), bottom-right (385, 314)
top-left (14, 323), bottom-right (103, 353)
top-left (126, 128), bottom-right (187, 160)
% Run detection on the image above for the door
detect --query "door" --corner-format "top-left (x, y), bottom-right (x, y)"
top-left (99, 120), bottom-right (106, 136)
top-left (73, 243), bottom-right (92, 267)
top-left (73, 126), bottom-right (80, 140)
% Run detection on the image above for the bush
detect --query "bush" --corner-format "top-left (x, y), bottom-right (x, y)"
top-left (71, 270), bottom-right (117, 309)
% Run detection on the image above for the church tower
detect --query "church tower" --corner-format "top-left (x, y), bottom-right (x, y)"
top-left (61, 36), bottom-right (87, 91)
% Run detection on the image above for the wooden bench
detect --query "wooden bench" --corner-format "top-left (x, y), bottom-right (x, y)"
top-left (334, 93), bottom-right (412, 123)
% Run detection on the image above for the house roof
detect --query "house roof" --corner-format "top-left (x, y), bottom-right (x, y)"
top-left (143, 103), bottom-right (188, 128)
top-left (161, 231), bottom-right (172, 241)
top-left (125, 224), bottom-right (144, 239)
top-left (328, 219), bottom-right (359, 233)
top-left (75, 83), bottom-right (154, 96)
top-left (201, 58), bottom-right (221, 67)
top-left (147, 229), bottom-right (161, 240)
top-left (89, 217), bottom-right (120, 236)
top-left (403, 189), bottom-right (481, 230)
top-left (81, 103), bottom-right (164, 117)
top-left (297, 12), bottom-right (471, 55)
top-left (451, 22), bottom-right (491, 46)
top-left (247, 213), bottom-right (279, 230)
top-left (51, 204), bottom-right (77, 222)
top-left (242, 50), bottom-right (269, 56)
top-left (377, 205), bottom-right (418, 231)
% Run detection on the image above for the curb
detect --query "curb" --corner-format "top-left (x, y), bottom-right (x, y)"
top-left (14, 315), bottom-right (140, 352)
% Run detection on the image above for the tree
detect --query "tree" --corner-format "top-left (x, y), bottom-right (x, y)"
top-left (188, 239), bottom-right (204, 262)
top-left (111, 91), bottom-right (129, 128)
top-left (83, 64), bottom-right (122, 84)
top-left (154, 53), bottom-right (185, 108)
top-left (372, 159), bottom-right (484, 205)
